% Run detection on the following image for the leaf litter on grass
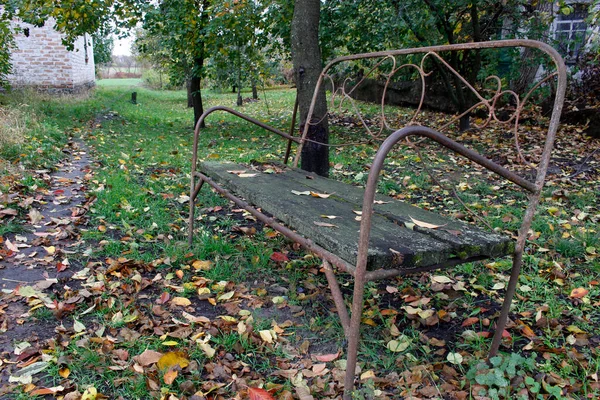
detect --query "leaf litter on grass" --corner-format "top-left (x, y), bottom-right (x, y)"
top-left (1, 87), bottom-right (599, 399)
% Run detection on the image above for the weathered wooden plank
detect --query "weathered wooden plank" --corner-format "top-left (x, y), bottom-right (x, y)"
top-left (199, 161), bottom-right (513, 270)
top-left (273, 164), bottom-right (514, 260)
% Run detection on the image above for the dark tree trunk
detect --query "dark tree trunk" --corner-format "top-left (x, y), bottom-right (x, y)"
top-left (236, 64), bottom-right (243, 106)
top-left (192, 56), bottom-right (205, 129)
top-left (291, 0), bottom-right (329, 177)
top-left (186, 79), bottom-right (193, 108)
top-left (251, 75), bottom-right (258, 99)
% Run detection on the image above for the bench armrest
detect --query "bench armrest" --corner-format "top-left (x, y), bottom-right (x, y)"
top-left (191, 106), bottom-right (300, 177)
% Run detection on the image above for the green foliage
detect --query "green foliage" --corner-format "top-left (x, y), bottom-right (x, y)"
top-left (467, 353), bottom-right (538, 399)
top-left (0, 18), bottom-right (15, 88)
top-left (92, 28), bottom-right (114, 70)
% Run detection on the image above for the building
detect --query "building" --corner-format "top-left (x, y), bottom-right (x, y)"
top-left (8, 19), bottom-right (95, 93)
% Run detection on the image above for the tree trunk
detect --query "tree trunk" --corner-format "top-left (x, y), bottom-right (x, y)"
top-left (192, 56), bottom-right (205, 129)
top-left (236, 63), bottom-right (243, 106)
top-left (186, 79), bottom-right (193, 108)
top-left (291, 0), bottom-right (329, 177)
top-left (251, 74), bottom-right (258, 99)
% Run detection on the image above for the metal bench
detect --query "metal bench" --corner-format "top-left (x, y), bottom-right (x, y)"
top-left (188, 40), bottom-right (566, 398)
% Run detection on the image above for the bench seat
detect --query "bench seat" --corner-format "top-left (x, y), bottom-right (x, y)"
top-left (201, 160), bottom-right (514, 271)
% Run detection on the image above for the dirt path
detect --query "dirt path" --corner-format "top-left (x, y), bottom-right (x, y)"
top-left (0, 139), bottom-right (92, 392)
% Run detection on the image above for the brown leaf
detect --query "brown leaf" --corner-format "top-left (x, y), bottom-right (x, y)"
top-left (163, 369), bottom-right (178, 385)
top-left (295, 386), bottom-right (314, 400)
top-left (569, 287), bottom-right (588, 298)
top-left (521, 324), bottom-right (536, 338)
top-left (248, 387), bottom-right (275, 400)
top-left (462, 317), bottom-right (479, 327)
top-left (315, 352), bottom-right (340, 362)
top-left (270, 252), bottom-right (289, 263)
top-left (134, 349), bottom-right (163, 367)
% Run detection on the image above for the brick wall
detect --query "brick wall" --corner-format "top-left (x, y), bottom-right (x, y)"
top-left (8, 19), bottom-right (95, 93)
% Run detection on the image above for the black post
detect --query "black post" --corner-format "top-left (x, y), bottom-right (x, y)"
top-left (131, 92), bottom-right (137, 104)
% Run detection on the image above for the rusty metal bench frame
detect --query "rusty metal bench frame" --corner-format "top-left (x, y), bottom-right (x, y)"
top-left (189, 39), bottom-right (566, 398)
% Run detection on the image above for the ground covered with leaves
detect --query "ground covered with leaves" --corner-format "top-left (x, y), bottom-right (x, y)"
top-left (0, 84), bottom-right (598, 400)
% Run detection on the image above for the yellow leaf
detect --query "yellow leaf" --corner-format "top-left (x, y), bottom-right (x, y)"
top-left (259, 330), bottom-right (274, 343)
top-left (171, 297), bottom-right (191, 307)
top-left (386, 336), bottom-right (410, 352)
top-left (192, 260), bottom-right (212, 271)
top-left (59, 367), bottom-right (70, 378)
top-left (157, 351), bottom-right (190, 371)
top-left (218, 291), bottom-right (235, 301)
top-left (44, 246), bottom-right (56, 255)
top-left (81, 387), bottom-right (98, 400)
top-left (161, 341), bottom-right (179, 346)
top-left (567, 325), bottom-right (586, 334)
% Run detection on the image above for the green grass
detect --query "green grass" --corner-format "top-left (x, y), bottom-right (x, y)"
top-left (1, 84), bottom-right (598, 399)
top-left (96, 78), bottom-right (143, 87)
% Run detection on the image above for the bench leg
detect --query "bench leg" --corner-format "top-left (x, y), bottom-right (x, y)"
top-left (188, 178), bottom-right (205, 247)
top-left (322, 261), bottom-right (350, 335)
top-left (489, 248), bottom-right (524, 356)
top-left (343, 276), bottom-right (368, 399)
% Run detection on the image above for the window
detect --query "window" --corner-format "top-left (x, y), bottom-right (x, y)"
top-left (554, 4), bottom-right (588, 64)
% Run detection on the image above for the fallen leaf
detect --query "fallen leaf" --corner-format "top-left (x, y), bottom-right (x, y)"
top-left (447, 352), bottom-right (463, 365)
top-left (28, 209), bottom-right (43, 224)
top-left (431, 275), bottom-right (453, 284)
top-left (192, 260), bottom-right (212, 271)
top-left (81, 387), bottom-right (98, 400)
top-left (218, 291), bottom-right (235, 301)
top-left (310, 191), bottom-right (333, 198)
top-left (135, 349), bottom-right (163, 366)
top-left (163, 369), bottom-right (178, 385)
top-left (291, 190), bottom-right (311, 196)
top-left (199, 342), bottom-right (216, 358)
top-left (315, 352), bottom-right (340, 362)
top-left (462, 317), bottom-right (479, 327)
top-left (157, 351), bottom-right (190, 371)
top-left (44, 246), bottom-right (56, 255)
top-left (386, 335), bottom-right (411, 352)
top-left (570, 287), bottom-right (588, 298)
top-left (259, 330), bottom-right (274, 343)
top-left (410, 216), bottom-right (444, 229)
top-left (313, 221), bottom-right (337, 228)
top-left (270, 252), bottom-right (289, 263)
top-left (320, 215), bottom-right (339, 219)
top-left (73, 318), bottom-right (86, 333)
top-left (248, 387), bottom-right (276, 400)
top-left (171, 297), bottom-right (192, 307)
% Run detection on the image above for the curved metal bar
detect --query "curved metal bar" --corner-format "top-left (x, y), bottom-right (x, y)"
top-left (295, 39), bottom-right (567, 186)
top-left (189, 106), bottom-right (302, 247)
top-left (341, 123), bottom-right (545, 396)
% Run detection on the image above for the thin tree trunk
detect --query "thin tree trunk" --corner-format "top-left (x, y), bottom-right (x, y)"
top-left (192, 56), bottom-right (205, 128)
top-left (186, 79), bottom-right (193, 108)
top-left (236, 63), bottom-right (243, 106)
top-left (251, 73), bottom-right (258, 99)
top-left (291, 0), bottom-right (329, 177)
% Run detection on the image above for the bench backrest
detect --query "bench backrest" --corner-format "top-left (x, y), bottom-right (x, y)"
top-left (294, 39), bottom-right (567, 195)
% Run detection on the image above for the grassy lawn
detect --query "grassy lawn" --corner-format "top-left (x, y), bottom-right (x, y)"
top-left (1, 84), bottom-right (599, 399)
top-left (96, 78), bottom-right (143, 87)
